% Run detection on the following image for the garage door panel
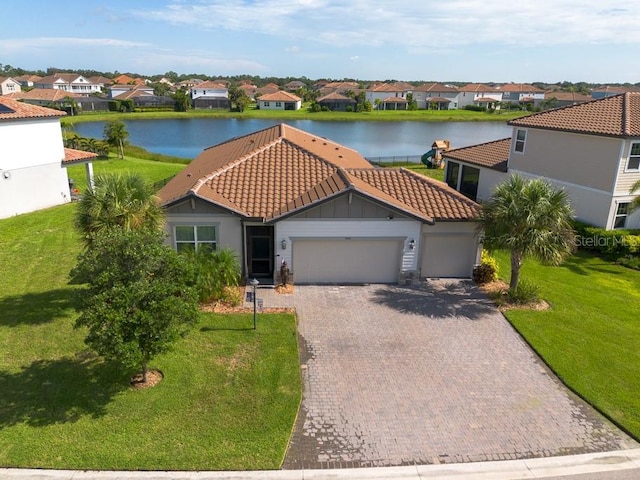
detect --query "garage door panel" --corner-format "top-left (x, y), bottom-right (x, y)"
top-left (421, 234), bottom-right (476, 278)
top-left (293, 239), bottom-right (401, 284)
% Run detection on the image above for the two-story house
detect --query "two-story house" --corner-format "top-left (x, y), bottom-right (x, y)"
top-left (33, 74), bottom-right (102, 95)
top-left (0, 77), bottom-right (22, 95)
top-left (412, 83), bottom-right (460, 110)
top-left (495, 83), bottom-right (545, 108)
top-left (442, 93), bottom-right (640, 230)
top-left (0, 97), bottom-right (96, 219)
top-left (365, 83), bottom-right (411, 109)
top-left (189, 81), bottom-right (230, 109)
top-left (457, 83), bottom-right (502, 110)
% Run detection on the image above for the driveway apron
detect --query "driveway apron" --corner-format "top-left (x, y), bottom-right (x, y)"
top-left (279, 281), bottom-right (637, 469)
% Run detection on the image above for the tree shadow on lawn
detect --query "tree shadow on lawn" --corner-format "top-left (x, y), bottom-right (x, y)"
top-left (0, 288), bottom-right (75, 327)
top-left (370, 280), bottom-right (496, 320)
top-left (558, 253), bottom-right (626, 277)
top-left (0, 352), bottom-right (128, 428)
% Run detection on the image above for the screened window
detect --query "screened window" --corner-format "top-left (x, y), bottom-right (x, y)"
top-left (175, 225), bottom-right (217, 253)
top-left (614, 203), bottom-right (630, 229)
top-left (445, 161), bottom-right (460, 189)
top-left (627, 143), bottom-right (640, 171)
top-left (459, 165), bottom-right (480, 201)
top-left (514, 129), bottom-right (526, 153)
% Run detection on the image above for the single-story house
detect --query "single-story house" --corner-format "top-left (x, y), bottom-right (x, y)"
top-left (0, 77), bottom-right (22, 95)
top-left (157, 124), bottom-right (482, 284)
top-left (258, 92), bottom-right (301, 111)
top-left (317, 92), bottom-right (356, 111)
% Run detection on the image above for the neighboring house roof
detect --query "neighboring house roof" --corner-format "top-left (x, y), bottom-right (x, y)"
top-left (425, 97), bottom-right (452, 103)
top-left (508, 92), bottom-right (640, 137)
top-left (0, 96), bottom-right (65, 120)
top-left (37, 73), bottom-right (85, 84)
top-left (112, 74), bottom-right (145, 85)
top-left (413, 83), bottom-right (459, 93)
top-left (496, 83), bottom-right (545, 93)
top-left (14, 74), bottom-right (42, 83)
top-left (382, 96), bottom-right (408, 103)
top-left (6, 89), bottom-right (81, 101)
top-left (113, 88), bottom-right (154, 100)
top-left (317, 92), bottom-right (356, 103)
top-left (158, 124), bottom-right (480, 223)
top-left (592, 85), bottom-right (640, 95)
top-left (63, 148), bottom-right (98, 165)
top-left (475, 97), bottom-right (498, 103)
top-left (259, 91), bottom-right (301, 102)
top-left (88, 76), bottom-right (113, 85)
top-left (459, 83), bottom-right (497, 92)
top-left (443, 138), bottom-right (511, 172)
top-left (192, 81), bottom-right (227, 90)
top-left (368, 83), bottom-right (409, 92)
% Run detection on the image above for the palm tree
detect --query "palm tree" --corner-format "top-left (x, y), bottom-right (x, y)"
top-left (481, 175), bottom-right (576, 291)
top-left (629, 179), bottom-right (640, 212)
top-left (75, 173), bottom-right (164, 246)
top-left (103, 120), bottom-right (129, 159)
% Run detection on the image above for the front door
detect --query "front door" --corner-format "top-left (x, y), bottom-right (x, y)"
top-left (246, 225), bottom-right (274, 279)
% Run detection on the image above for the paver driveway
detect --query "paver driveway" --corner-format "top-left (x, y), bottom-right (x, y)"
top-left (278, 281), bottom-right (637, 469)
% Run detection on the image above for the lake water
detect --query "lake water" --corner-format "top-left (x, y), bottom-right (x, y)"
top-left (74, 118), bottom-right (512, 160)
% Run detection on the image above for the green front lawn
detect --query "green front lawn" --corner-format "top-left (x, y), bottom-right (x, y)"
top-left (0, 177), bottom-right (300, 470)
top-left (494, 250), bottom-right (640, 439)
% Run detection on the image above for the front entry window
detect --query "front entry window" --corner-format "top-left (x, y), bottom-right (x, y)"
top-left (175, 225), bottom-right (217, 253)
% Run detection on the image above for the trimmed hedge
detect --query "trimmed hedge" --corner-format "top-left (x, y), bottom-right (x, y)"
top-left (573, 221), bottom-right (640, 259)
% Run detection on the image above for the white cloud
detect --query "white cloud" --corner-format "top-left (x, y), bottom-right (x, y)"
top-left (133, 0), bottom-right (640, 50)
top-left (1, 37), bottom-right (150, 51)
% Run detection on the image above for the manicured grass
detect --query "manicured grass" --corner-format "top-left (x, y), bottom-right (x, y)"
top-left (67, 105), bottom-right (529, 124)
top-left (493, 250), bottom-right (640, 439)
top-left (0, 158), bottom-right (301, 470)
top-left (404, 164), bottom-right (445, 182)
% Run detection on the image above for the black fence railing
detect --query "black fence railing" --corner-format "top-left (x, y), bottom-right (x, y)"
top-left (366, 155), bottom-right (423, 166)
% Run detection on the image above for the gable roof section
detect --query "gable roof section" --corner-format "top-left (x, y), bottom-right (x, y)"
top-left (158, 123), bottom-right (480, 223)
top-left (413, 83), bottom-right (459, 93)
top-left (459, 83), bottom-right (497, 92)
top-left (63, 148), bottom-right (98, 165)
top-left (443, 138), bottom-right (511, 172)
top-left (508, 92), bottom-right (640, 137)
top-left (258, 91), bottom-right (301, 102)
top-left (496, 83), bottom-right (544, 93)
top-left (7, 89), bottom-right (81, 101)
top-left (0, 96), bottom-right (65, 121)
top-left (192, 81), bottom-right (227, 90)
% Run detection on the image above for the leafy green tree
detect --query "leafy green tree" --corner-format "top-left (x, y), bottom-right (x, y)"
top-left (70, 228), bottom-right (199, 384)
top-left (228, 85), bottom-right (251, 112)
top-left (481, 175), bottom-right (576, 291)
top-left (103, 120), bottom-right (129, 159)
top-left (151, 82), bottom-right (171, 96)
top-left (172, 87), bottom-right (191, 112)
top-left (75, 173), bottom-right (164, 245)
top-left (406, 93), bottom-right (418, 111)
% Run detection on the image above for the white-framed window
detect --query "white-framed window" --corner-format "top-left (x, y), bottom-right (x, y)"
top-left (275, 102), bottom-right (282, 107)
top-left (175, 225), bottom-right (217, 253)
top-left (263, 101), bottom-right (270, 107)
top-left (627, 143), bottom-right (640, 171)
top-left (514, 129), bottom-right (527, 153)
top-left (614, 202), bottom-right (630, 229)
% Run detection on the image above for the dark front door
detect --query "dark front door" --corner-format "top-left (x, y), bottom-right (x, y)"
top-left (246, 225), bottom-right (274, 279)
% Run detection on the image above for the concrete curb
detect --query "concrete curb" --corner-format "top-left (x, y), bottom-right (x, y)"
top-left (2, 449), bottom-right (640, 480)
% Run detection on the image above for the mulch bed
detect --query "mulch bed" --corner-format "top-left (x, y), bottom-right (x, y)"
top-left (199, 284), bottom-right (295, 314)
top-left (478, 280), bottom-right (550, 311)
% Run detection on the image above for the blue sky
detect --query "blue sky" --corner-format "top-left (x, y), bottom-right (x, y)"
top-left (2, 0), bottom-right (639, 83)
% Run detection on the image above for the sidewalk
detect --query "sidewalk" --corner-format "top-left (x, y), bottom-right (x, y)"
top-left (1, 449), bottom-right (640, 479)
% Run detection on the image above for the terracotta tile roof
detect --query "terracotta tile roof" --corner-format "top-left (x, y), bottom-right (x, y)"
top-left (593, 85), bottom-right (640, 94)
top-left (425, 96), bottom-right (452, 103)
top-left (382, 96), bottom-right (408, 103)
top-left (443, 138), bottom-right (511, 172)
top-left (368, 83), bottom-right (409, 92)
top-left (192, 81), bottom-right (227, 90)
top-left (496, 83), bottom-right (544, 93)
top-left (63, 148), bottom-right (98, 165)
top-left (317, 92), bottom-right (355, 102)
top-left (413, 83), bottom-right (459, 93)
top-left (544, 91), bottom-right (591, 102)
top-left (7, 89), bottom-right (81, 101)
top-left (0, 96), bottom-right (65, 120)
top-left (113, 88), bottom-right (153, 100)
top-left (459, 83), bottom-right (497, 92)
top-left (508, 92), bottom-right (640, 137)
top-left (258, 91), bottom-right (301, 102)
top-left (158, 124), bottom-right (480, 223)
top-left (36, 73), bottom-right (85, 84)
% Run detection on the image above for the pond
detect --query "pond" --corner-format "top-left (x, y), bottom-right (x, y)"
top-left (74, 118), bottom-right (513, 160)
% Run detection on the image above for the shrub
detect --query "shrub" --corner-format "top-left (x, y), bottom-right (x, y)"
top-left (187, 248), bottom-right (241, 303)
top-left (573, 221), bottom-right (640, 258)
top-left (464, 105), bottom-right (487, 112)
top-left (506, 279), bottom-right (540, 304)
top-left (473, 249), bottom-right (499, 284)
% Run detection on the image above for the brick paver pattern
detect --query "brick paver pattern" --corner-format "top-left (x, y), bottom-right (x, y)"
top-left (250, 281), bottom-right (638, 470)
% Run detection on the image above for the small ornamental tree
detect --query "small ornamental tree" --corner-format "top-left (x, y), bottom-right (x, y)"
top-left (70, 228), bottom-right (199, 384)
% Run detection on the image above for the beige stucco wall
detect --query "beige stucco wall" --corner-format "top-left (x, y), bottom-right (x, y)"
top-left (508, 128), bottom-right (622, 193)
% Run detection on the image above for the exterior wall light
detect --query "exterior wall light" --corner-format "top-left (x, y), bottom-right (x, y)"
top-left (281, 239), bottom-right (287, 250)
top-left (409, 239), bottom-right (416, 250)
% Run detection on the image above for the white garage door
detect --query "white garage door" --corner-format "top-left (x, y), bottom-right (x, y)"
top-left (292, 238), bottom-right (402, 284)
top-left (421, 234), bottom-right (476, 278)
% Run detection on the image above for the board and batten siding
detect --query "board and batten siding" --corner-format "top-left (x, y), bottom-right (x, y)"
top-left (508, 128), bottom-right (621, 193)
top-left (276, 219), bottom-right (421, 274)
top-left (613, 140), bottom-right (640, 196)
